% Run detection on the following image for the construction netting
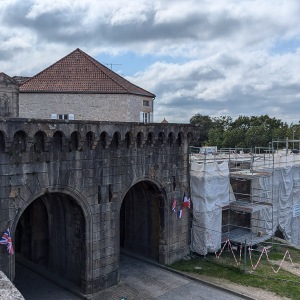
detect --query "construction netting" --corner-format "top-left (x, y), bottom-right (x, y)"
top-left (190, 160), bottom-right (230, 255)
top-left (190, 153), bottom-right (300, 256)
top-left (252, 154), bottom-right (300, 245)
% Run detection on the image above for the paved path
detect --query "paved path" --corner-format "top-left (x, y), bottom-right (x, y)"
top-left (14, 263), bottom-right (82, 300)
top-left (14, 255), bottom-right (248, 300)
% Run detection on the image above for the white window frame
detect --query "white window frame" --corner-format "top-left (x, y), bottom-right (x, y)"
top-left (140, 112), bottom-right (152, 124)
top-left (51, 114), bottom-right (75, 120)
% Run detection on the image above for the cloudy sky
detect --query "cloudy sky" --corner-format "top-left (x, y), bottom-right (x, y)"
top-left (1, 0), bottom-right (300, 124)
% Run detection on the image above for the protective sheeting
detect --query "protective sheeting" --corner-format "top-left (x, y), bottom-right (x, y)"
top-left (252, 155), bottom-right (300, 246)
top-left (190, 161), bottom-right (230, 255)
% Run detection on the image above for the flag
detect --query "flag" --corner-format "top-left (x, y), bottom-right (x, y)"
top-left (178, 209), bottom-right (183, 219)
top-left (182, 192), bottom-right (190, 209)
top-left (171, 199), bottom-right (177, 212)
top-left (0, 228), bottom-right (14, 254)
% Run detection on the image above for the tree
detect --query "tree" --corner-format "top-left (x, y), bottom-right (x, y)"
top-left (189, 114), bottom-right (213, 146)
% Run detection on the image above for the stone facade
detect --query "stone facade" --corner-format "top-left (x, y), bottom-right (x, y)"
top-left (19, 93), bottom-right (153, 121)
top-left (0, 118), bottom-right (196, 296)
top-left (0, 73), bottom-right (19, 118)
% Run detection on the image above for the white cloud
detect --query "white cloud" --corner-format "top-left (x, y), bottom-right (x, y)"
top-left (1, 0), bottom-right (300, 124)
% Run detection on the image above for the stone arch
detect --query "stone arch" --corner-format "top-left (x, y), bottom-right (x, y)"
top-left (34, 131), bottom-right (46, 152)
top-left (70, 131), bottom-right (81, 151)
top-left (158, 132), bottom-right (165, 146)
top-left (136, 132), bottom-right (143, 148)
top-left (53, 131), bottom-right (64, 151)
top-left (119, 178), bottom-right (166, 262)
top-left (85, 131), bottom-right (95, 150)
top-left (147, 132), bottom-right (155, 146)
top-left (13, 130), bottom-right (27, 152)
top-left (12, 186), bottom-right (93, 294)
top-left (177, 132), bottom-right (184, 147)
top-left (111, 132), bottom-right (121, 150)
top-left (0, 130), bottom-right (6, 152)
top-left (168, 132), bottom-right (175, 147)
top-left (99, 131), bottom-right (107, 149)
top-left (187, 132), bottom-right (193, 145)
top-left (125, 132), bottom-right (132, 149)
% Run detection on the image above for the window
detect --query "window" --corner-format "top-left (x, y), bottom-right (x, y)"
top-left (140, 112), bottom-right (153, 124)
top-left (143, 100), bottom-right (150, 106)
top-left (51, 114), bottom-right (75, 120)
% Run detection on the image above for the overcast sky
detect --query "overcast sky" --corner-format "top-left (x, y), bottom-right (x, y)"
top-left (1, 0), bottom-right (300, 124)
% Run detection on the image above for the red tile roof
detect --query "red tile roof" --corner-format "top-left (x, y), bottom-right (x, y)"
top-left (19, 48), bottom-right (155, 98)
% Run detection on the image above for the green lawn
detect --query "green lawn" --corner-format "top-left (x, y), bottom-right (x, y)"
top-left (170, 242), bottom-right (300, 299)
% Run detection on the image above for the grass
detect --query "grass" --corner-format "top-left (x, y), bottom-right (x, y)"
top-left (170, 242), bottom-right (300, 299)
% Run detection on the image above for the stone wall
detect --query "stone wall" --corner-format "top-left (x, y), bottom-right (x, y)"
top-left (0, 271), bottom-right (24, 300)
top-left (0, 73), bottom-right (19, 118)
top-left (0, 118), bottom-right (196, 295)
top-left (19, 93), bottom-right (153, 122)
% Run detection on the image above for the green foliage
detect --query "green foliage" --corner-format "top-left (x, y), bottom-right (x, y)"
top-left (190, 113), bottom-right (294, 148)
top-left (189, 114), bottom-right (213, 146)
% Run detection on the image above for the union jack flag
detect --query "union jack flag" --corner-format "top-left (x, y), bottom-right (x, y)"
top-left (0, 228), bottom-right (14, 254)
top-left (171, 199), bottom-right (177, 212)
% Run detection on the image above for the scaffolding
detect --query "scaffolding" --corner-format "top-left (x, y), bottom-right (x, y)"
top-left (189, 140), bottom-right (300, 254)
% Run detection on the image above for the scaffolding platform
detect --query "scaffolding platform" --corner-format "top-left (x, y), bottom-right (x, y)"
top-left (228, 200), bottom-right (271, 213)
top-left (222, 228), bottom-right (271, 246)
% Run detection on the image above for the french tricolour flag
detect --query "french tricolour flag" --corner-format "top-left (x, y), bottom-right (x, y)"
top-left (178, 209), bottom-right (183, 219)
top-left (182, 192), bottom-right (190, 209)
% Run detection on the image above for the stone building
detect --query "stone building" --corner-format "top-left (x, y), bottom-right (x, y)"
top-left (1, 49), bottom-right (155, 123)
top-left (0, 73), bottom-right (19, 118)
top-left (0, 118), bottom-right (195, 296)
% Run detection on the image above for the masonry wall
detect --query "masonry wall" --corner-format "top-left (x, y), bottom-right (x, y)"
top-left (19, 93), bottom-right (153, 122)
top-left (0, 119), bottom-right (195, 295)
top-left (0, 74), bottom-right (19, 118)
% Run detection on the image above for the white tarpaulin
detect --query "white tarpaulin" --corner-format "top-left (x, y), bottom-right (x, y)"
top-left (252, 155), bottom-right (300, 246)
top-left (190, 161), bottom-right (230, 255)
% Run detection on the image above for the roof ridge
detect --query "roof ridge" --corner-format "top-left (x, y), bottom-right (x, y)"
top-left (19, 48), bottom-right (80, 87)
top-left (19, 48), bottom-right (155, 97)
top-left (78, 49), bottom-right (132, 94)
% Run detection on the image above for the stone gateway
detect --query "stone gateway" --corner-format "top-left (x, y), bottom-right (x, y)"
top-left (0, 118), bottom-right (195, 296)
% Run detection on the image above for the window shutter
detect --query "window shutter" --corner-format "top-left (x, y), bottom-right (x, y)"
top-left (68, 114), bottom-right (75, 120)
top-left (140, 112), bottom-right (144, 122)
top-left (51, 114), bottom-right (58, 119)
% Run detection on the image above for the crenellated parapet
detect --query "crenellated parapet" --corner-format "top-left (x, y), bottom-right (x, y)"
top-left (0, 118), bottom-right (197, 295)
top-left (0, 118), bottom-right (195, 155)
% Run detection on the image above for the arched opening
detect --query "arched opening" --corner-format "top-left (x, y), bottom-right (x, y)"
top-left (85, 131), bottom-right (95, 150)
top-left (158, 132), bottom-right (165, 146)
top-left (99, 131), bottom-right (107, 149)
top-left (177, 132), bottom-right (184, 147)
top-left (147, 132), bottom-right (155, 146)
top-left (70, 131), bottom-right (81, 151)
top-left (120, 181), bottom-right (164, 261)
top-left (13, 130), bottom-right (27, 152)
top-left (0, 131), bottom-right (5, 152)
top-left (34, 131), bottom-right (46, 153)
top-left (136, 132), bottom-right (143, 148)
top-left (53, 131), bottom-right (63, 152)
top-left (15, 193), bottom-right (86, 288)
top-left (168, 132), bottom-right (175, 147)
top-left (111, 132), bottom-right (121, 150)
top-left (125, 132), bottom-right (132, 149)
